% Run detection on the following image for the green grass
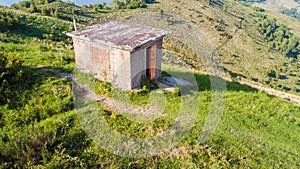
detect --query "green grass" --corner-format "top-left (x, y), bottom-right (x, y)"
top-left (0, 1), bottom-right (299, 168)
top-left (146, 0), bottom-right (300, 95)
top-left (0, 6), bottom-right (75, 72)
top-left (1, 66), bottom-right (299, 168)
top-left (0, 40), bottom-right (74, 72)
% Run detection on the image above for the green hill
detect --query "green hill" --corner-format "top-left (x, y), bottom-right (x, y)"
top-left (144, 0), bottom-right (300, 95)
top-left (0, 0), bottom-right (299, 168)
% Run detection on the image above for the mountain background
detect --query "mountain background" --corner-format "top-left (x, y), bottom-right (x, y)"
top-left (0, 0), bottom-right (112, 6)
top-left (253, 0), bottom-right (300, 12)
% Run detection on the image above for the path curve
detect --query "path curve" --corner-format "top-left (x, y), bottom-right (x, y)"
top-left (37, 66), bottom-right (300, 107)
top-left (37, 66), bottom-right (164, 122)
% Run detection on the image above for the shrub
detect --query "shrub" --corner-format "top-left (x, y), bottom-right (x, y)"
top-left (0, 53), bottom-right (23, 105)
top-left (141, 75), bottom-right (151, 90)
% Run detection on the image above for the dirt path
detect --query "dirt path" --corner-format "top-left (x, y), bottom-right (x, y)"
top-left (219, 73), bottom-right (300, 106)
top-left (38, 66), bottom-right (300, 107)
top-left (37, 66), bottom-right (164, 122)
top-left (73, 82), bottom-right (164, 123)
top-left (237, 79), bottom-right (300, 106)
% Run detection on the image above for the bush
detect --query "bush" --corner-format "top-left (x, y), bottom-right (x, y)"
top-left (0, 53), bottom-right (23, 105)
top-left (0, 11), bottom-right (20, 31)
top-left (255, 15), bottom-right (300, 58)
top-left (141, 75), bottom-right (151, 90)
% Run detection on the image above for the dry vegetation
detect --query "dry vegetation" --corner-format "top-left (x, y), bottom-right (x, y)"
top-left (141, 0), bottom-right (300, 95)
top-left (253, 0), bottom-right (300, 13)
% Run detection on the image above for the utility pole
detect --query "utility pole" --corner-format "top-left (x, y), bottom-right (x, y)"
top-left (73, 17), bottom-right (77, 31)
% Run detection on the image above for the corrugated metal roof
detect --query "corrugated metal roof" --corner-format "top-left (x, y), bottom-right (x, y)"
top-left (66, 20), bottom-right (170, 52)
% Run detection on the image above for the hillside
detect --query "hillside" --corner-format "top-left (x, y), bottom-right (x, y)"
top-left (248, 0), bottom-right (300, 20)
top-left (140, 0), bottom-right (300, 95)
top-left (252, 0), bottom-right (300, 13)
top-left (0, 0), bottom-right (300, 168)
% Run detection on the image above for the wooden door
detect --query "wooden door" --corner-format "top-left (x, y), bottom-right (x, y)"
top-left (146, 43), bottom-right (157, 80)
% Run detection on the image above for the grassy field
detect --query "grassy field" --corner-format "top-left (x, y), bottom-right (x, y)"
top-left (0, 0), bottom-right (300, 168)
top-left (1, 64), bottom-right (299, 168)
top-left (4, 0), bottom-right (300, 94)
top-left (145, 0), bottom-right (300, 95)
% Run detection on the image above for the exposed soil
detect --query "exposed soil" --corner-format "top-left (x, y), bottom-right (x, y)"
top-left (37, 66), bottom-right (300, 108)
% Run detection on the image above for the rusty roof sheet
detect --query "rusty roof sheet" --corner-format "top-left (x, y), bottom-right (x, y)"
top-left (66, 20), bottom-right (170, 52)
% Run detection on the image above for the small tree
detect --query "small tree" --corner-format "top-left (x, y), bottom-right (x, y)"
top-left (102, 2), bottom-right (108, 10)
top-left (206, 0), bottom-right (212, 5)
top-left (223, 4), bottom-right (228, 13)
top-left (18, 1), bottom-right (30, 8)
top-left (72, 8), bottom-right (76, 15)
top-left (41, 7), bottom-right (47, 15)
top-left (53, 8), bottom-right (59, 18)
top-left (94, 3), bottom-right (103, 11)
top-left (29, 3), bottom-right (37, 13)
top-left (11, 3), bottom-right (19, 9)
top-left (110, 0), bottom-right (123, 10)
top-left (50, 8), bottom-right (54, 17)
top-left (0, 53), bottom-right (23, 105)
top-left (158, 8), bottom-right (164, 14)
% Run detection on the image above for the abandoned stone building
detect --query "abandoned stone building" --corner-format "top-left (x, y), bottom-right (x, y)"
top-left (67, 20), bottom-right (169, 90)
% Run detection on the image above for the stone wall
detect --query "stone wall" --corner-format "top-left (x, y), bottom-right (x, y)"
top-left (131, 49), bottom-right (146, 89)
top-left (155, 39), bottom-right (163, 78)
top-left (73, 38), bottom-right (92, 70)
top-left (130, 38), bottom-right (163, 89)
top-left (72, 37), bottom-right (163, 90)
top-left (110, 48), bottom-right (131, 90)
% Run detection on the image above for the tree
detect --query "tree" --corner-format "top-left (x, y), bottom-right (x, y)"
top-left (93, 3), bottom-right (103, 11)
top-left (41, 7), bottom-right (47, 15)
top-left (29, 3), bottom-right (37, 13)
top-left (11, 3), bottom-right (19, 9)
top-left (145, 0), bottom-right (155, 3)
top-left (72, 8), bottom-right (76, 15)
top-left (158, 8), bottom-right (164, 14)
top-left (102, 2), bottom-right (108, 9)
top-left (111, 0), bottom-right (147, 10)
top-left (280, 8), bottom-right (300, 20)
top-left (206, 0), bottom-right (212, 5)
top-left (110, 0), bottom-right (124, 10)
top-left (0, 53), bottom-right (23, 105)
top-left (18, 1), bottom-right (30, 8)
top-left (53, 7), bottom-right (59, 18)
top-left (223, 4), bottom-right (228, 13)
top-left (50, 8), bottom-right (54, 17)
